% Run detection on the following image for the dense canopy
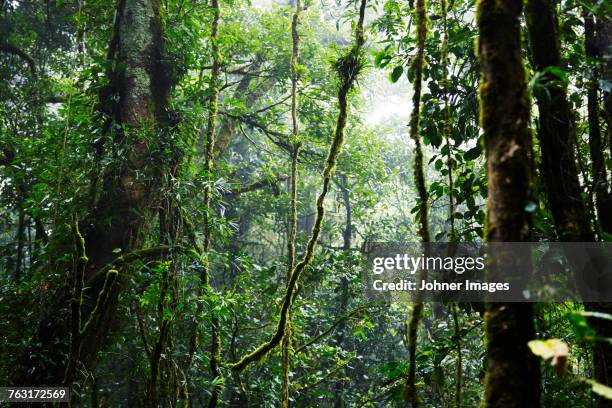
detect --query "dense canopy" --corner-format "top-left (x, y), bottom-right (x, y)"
top-left (1, 0), bottom-right (611, 406)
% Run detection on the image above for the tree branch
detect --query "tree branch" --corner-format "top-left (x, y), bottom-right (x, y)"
top-left (0, 42), bottom-right (36, 76)
top-left (294, 302), bottom-right (373, 354)
top-left (222, 175), bottom-right (288, 197)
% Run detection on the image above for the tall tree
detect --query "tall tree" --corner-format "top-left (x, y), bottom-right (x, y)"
top-left (18, 0), bottom-right (173, 387)
top-left (478, 0), bottom-right (541, 404)
top-left (203, 0), bottom-right (222, 406)
top-left (525, 0), bottom-right (612, 400)
top-left (281, 0), bottom-right (302, 405)
top-left (584, 2), bottom-right (612, 235)
top-left (525, 0), bottom-right (593, 243)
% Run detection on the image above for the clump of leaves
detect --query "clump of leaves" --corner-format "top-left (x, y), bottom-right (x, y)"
top-left (332, 45), bottom-right (367, 89)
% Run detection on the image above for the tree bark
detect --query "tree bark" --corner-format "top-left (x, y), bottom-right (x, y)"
top-left (584, 4), bottom-right (612, 235)
top-left (281, 2), bottom-right (301, 405)
top-left (333, 173), bottom-right (351, 408)
top-left (478, 0), bottom-right (541, 405)
top-left (526, 0), bottom-right (612, 402)
top-left (19, 0), bottom-right (173, 388)
top-left (525, 0), bottom-right (593, 242)
top-left (405, 0), bottom-right (430, 405)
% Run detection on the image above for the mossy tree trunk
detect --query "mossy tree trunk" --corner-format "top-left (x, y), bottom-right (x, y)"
top-left (20, 0), bottom-right (173, 388)
top-left (404, 0), bottom-right (430, 405)
top-left (478, 0), bottom-right (540, 405)
top-left (281, 1), bottom-right (301, 405)
top-left (598, 19), bottom-right (612, 162)
top-left (525, 0), bottom-right (594, 242)
top-left (333, 172), bottom-right (351, 408)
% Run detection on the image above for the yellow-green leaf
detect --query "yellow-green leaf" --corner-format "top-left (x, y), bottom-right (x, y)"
top-left (527, 339), bottom-right (568, 361)
top-left (586, 379), bottom-right (612, 400)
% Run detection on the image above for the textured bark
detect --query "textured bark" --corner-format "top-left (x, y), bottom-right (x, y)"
top-left (452, 304), bottom-right (462, 407)
top-left (405, 0), bottom-right (429, 405)
top-left (441, 0), bottom-right (455, 242)
top-left (584, 5), bottom-right (612, 235)
top-left (592, 16), bottom-right (612, 405)
top-left (182, 0), bottom-right (223, 404)
top-left (598, 19), bottom-right (612, 161)
top-left (478, 0), bottom-right (540, 405)
top-left (206, 3), bottom-right (222, 407)
top-left (525, 0), bottom-right (593, 242)
top-left (20, 0), bottom-right (172, 387)
top-left (526, 0), bottom-right (612, 401)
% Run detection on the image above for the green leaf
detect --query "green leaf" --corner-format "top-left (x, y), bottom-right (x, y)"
top-left (390, 66), bottom-right (403, 83)
top-left (375, 50), bottom-right (392, 68)
top-left (463, 146), bottom-right (482, 161)
top-left (544, 66), bottom-right (569, 86)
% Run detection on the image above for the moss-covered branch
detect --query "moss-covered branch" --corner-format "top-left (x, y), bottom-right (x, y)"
top-left (294, 302), bottom-right (373, 354)
top-left (227, 0), bottom-right (368, 373)
top-left (405, 0), bottom-right (430, 404)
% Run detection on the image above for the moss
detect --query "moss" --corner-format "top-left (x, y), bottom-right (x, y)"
top-left (405, 0), bottom-right (429, 404)
top-left (182, 2), bottom-right (223, 405)
top-left (228, 0), bottom-right (369, 374)
top-left (80, 269), bottom-right (119, 336)
top-left (477, 0), bottom-right (541, 405)
top-left (115, 0), bottom-right (166, 123)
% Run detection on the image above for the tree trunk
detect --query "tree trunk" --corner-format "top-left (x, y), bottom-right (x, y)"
top-left (597, 18), bottom-right (612, 161)
top-left (405, 0), bottom-right (430, 405)
top-left (478, 0), bottom-right (541, 404)
top-left (281, 2), bottom-right (301, 404)
top-left (525, 0), bottom-right (593, 242)
top-left (333, 173), bottom-right (351, 408)
top-left (526, 0), bottom-right (612, 402)
top-left (584, 3), bottom-right (612, 235)
top-left (20, 0), bottom-right (172, 387)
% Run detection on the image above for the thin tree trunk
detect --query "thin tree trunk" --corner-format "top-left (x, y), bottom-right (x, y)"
top-left (405, 0), bottom-right (430, 405)
top-left (281, 2), bottom-right (301, 404)
top-left (452, 304), bottom-right (462, 408)
top-left (333, 173), bottom-right (351, 408)
top-left (13, 207), bottom-right (25, 279)
top-left (441, 0), bottom-right (455, 243)
top-left (181, 0), bottom-right (223, 404)
top-left (478, 0), bottom-right (541, 404)
top-left (206, 3), bottom-right (222, 407)
top-left (584, 6), bottom-right (612, 235)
